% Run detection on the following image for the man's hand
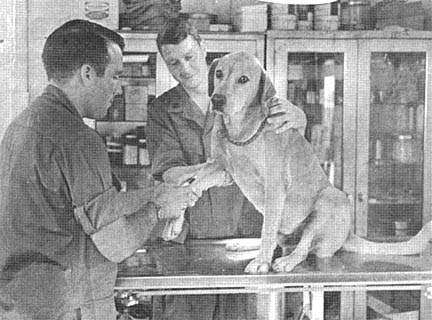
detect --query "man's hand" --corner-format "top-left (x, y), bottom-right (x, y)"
top-left (152, 183), bottom-right (199, 220)
top-left (191, 159), bottom-right (232, 194)
top-left (266, 97), bottom-right (306, 135)
top-left (162, 163), bottom-right (207, 186)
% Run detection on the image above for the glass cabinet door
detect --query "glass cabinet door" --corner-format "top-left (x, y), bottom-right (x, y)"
top-left (268, 36), bottom-right (358, 320)
top-left (269, 38), bottom-right (357, 194)
top-left (357, 40), bottom-right (432, 240)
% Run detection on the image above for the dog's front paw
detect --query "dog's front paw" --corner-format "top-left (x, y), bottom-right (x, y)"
top-left (272, 256), bottom-right (300, 273)
top-left (244, 258), bottom-right (272, 274)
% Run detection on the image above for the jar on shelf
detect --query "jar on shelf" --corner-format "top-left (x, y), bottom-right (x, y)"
top-left (392, 134), bottom-right (421, 164)
top-left (106, 138), bottom-right (123, 166)
top-left (340, 0), bottom-right (372, 30)
top-left (123, 133), bottom-right (138, 165)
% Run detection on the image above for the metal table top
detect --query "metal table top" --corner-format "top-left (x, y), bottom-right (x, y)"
top-left (115, 239), bottom-right (432, 293)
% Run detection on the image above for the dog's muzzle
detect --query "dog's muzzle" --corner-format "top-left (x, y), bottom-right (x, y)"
top-left (211, 94), bottom-right (226, 112)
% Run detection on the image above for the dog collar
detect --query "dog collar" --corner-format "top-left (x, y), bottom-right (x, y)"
top-left (221, 117), bottom-right (268, 147)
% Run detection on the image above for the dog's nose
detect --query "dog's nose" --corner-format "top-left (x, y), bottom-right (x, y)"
top-left (211, 94), bottom-right (226, 112)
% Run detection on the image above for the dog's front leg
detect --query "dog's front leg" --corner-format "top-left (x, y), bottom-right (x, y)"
top-left (245, 189), bottom-right (284, 274)
top-left (245, 133), bottom-right (286, 274)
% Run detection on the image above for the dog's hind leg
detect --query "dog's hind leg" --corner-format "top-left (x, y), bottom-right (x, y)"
top-left (313, 187), bottom-right (351, 259)
top-left (272, 211), bottom-right (321, 272)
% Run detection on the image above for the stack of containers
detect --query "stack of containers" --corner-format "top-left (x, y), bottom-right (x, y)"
top-left (296, 5), bottom-right (314, 30)
top-left (314, 1), bottom-right (340, 31)
top-left (233, 4), bottom-right (268, 32)
top-left (270, 4), bottom-right (297, 30)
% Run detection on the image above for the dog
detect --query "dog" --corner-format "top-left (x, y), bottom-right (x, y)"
top-left (189, 51), bottom-right (432, 274)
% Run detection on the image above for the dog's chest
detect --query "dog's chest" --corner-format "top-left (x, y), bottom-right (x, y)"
top-left (224, 140), bottom-right (266, 213)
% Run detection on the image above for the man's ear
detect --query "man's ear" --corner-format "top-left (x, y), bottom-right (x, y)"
top-left (80, 64), bottom-right (95, 86)
top-left (208, 58), bottom-right (219, 96)
top-left (200, 40), bottom-right (207, 55)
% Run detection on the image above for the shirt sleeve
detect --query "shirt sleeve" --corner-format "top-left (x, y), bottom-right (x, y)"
top-left (51, 129), bottom-right (160, 263)
top-left (146, 98), bottom-right (188, 181)
top-left (73, 186), bottom-right (159, 263)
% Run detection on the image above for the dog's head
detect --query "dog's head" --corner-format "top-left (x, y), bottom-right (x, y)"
top-left (208, 51), bottom-right (276, 120)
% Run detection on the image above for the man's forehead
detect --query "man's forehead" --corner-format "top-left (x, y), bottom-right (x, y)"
top-left (161, 36), bottom-right (200, 57)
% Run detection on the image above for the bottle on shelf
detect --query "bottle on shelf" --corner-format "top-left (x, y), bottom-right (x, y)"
top-left (123, 132), bottom-right (138, 166)
top-left (106, 134), bottom-right (123, 166)
top-left (138, 138), bottom-right (151, 167)
top-left (136, 125), bottom-right (151, 167)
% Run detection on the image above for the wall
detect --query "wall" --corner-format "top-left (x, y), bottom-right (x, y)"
top-left (0, 0), bottom-right (28, 140)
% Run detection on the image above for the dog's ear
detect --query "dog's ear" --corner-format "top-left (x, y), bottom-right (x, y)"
top-left (257, 69), bottom-right (277, 114)
top-left (208, 59), bottom-right (219, 96)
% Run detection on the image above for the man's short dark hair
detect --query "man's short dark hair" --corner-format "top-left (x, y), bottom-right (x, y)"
top-left (42, 19), bottom-right (125, 82)
top-left (156, 17), bottom-right (202, 54)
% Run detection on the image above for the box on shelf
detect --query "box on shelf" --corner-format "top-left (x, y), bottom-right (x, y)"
top-left (125, 86), bottom-right (148, 121)
top-left (271, 14), bottom-right (297, 30)
top-left (314, 1), bottom-right (340, 31)
top-left (233, 4), bottom-right (268, 32)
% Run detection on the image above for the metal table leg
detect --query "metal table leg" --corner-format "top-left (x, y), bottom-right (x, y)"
top-left (257, 292), bottom-right (285, 320)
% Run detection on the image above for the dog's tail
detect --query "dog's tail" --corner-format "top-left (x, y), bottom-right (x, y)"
top-left (342, 220), bottom-right (432, 255)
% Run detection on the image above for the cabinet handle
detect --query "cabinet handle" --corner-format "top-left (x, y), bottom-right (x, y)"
top-left (358, 192), bottom-right (364, 203)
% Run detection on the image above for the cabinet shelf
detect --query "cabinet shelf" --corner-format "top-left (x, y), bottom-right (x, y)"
top-left (371, 102), bottom-right (420, 106)
top-left (368, 198), bottom-right (422, 205)
top-left (366, 235), bottom-right (413, 242)
top-left (368, 159), bottom-right (421, 167)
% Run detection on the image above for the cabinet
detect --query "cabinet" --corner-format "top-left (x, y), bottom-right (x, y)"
top-left (95, 32), bottom-right (264, 189)
top-left (267, 30), bottom-right (432, 320)
top-left (267, 30), bottom-right (432, 241)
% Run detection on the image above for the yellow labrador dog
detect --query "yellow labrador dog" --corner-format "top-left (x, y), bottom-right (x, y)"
top-left (192, 51), bottom-right (432, 274)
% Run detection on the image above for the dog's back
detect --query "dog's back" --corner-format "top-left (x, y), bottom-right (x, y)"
top-left (278, 128), bottom-right (330, 195)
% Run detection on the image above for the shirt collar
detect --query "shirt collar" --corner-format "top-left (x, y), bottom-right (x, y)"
top-left (167, 85), bottom-right (207, 129)
top-left (42, 85), bottom-right (83, 121)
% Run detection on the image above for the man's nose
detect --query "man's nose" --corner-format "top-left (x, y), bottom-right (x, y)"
top-left (180, 61), bottom-right (192, 75)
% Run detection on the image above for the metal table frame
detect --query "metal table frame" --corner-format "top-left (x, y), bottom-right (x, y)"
top-left (115, 245), bottom-right (432, 320)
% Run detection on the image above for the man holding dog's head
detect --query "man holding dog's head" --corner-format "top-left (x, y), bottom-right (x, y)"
top-left (0, 19), bottom-right (199, 319)
top-left (146, 17), bottom-right (307, 320)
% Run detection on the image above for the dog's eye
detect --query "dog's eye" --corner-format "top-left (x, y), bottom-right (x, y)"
top-left (238, 76), bottom-right (249, 84)
top-left (215, 70), bottom-right (223, 79)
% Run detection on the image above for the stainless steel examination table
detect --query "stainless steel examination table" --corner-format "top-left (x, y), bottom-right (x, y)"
top-left (115, 239), bottom-right (432, 319)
